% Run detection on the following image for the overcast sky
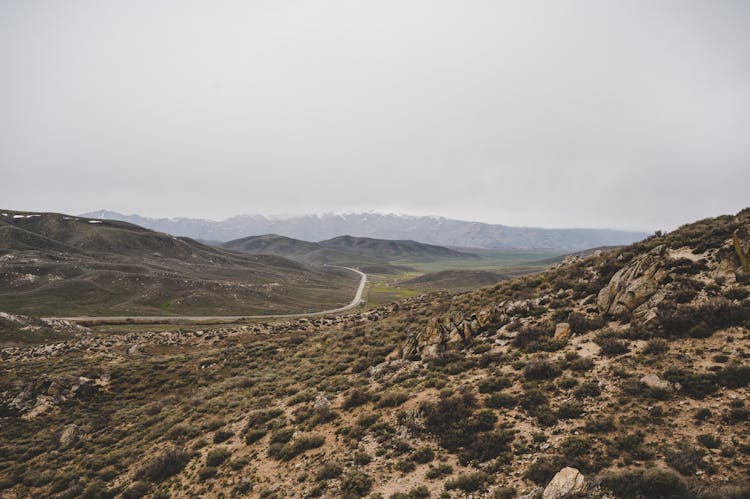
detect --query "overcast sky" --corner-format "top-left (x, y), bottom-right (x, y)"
top-left (1, 1), bottom-right (749, 231)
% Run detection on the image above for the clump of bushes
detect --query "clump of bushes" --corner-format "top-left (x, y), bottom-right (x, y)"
top-left (665, 442), bottom-right (705, 475)
top-left (342, 389), bottom-right (371, 409)
top-left (598, 468), bottom-right (689, 498)
top-left (135, 446), bottom-right (191, 482)
top-left (205, 448), bottom-right (231, 467)
top-left (340, 470), bottom-right (372, 498)
top-left (595, 330), bottom-right (629, 357)
top-left (377, 390), bottom-right (409, 408)
top-left (445, 471), bottom-right (490, 492)
top-left (268, 433), bottom-right (325, 461)
top-left (523, 358), bottom-right (562, 380)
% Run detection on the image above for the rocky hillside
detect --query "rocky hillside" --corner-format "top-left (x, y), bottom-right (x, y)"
top-left (0, 209), bottom-right (748, 498)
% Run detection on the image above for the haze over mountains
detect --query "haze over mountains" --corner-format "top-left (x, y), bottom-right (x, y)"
top-left (82, 211), bottom-right (647, 251)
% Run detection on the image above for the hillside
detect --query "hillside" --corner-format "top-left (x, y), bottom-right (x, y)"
top-left (400, 269), bottom-right (507, 290)
top-left (319, 235), bottom-right (477, 261)
top-left (82, 210), bottom-right (648, 251)
top-left (1, 209), bottom-right (749, 498)
top-left (221, 234), bottom-right (474, 274)
top-left (0, 210), bottom-right (359, 316)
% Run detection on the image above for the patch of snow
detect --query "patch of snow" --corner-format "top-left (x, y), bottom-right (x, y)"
top-left (13, 214), bottom-right (25, 219)
top-left (88, 220), bottom-right (102, 224)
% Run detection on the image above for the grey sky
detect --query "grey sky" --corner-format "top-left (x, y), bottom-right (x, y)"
top-left (1, 1), bottom-right (748, 231)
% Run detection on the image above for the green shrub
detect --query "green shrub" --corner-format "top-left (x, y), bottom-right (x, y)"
top-left (445, 471), bottom-right (490, 492)
top-left (342, 389), bottom-right (371, 409)
top-left (599, 468), bottom-right (689, 498)
top-left (135, 446), bottom-right (191, 482)
top-left (485, 392), bottom-right (517, 409)
top-left (665, 443), bottom-right (704, 475)
top-left (213, 430), bottom-right (233, 444)
top-left (316, 462), bottom-right (342, 481)
top-left (205, 448), bottom-right (231, 467)
top-left (377, 390), bottom-right (409, 408)
top-left (198, 466), bottom-right (217, 481)
top-left (340, 470), bottom-right (372, 498)
top-left (412, 447), bottom-right (435, 464)
top-left (477, 376), bottom-right (512, 393)
top-left (523, 358), bottom-right (562, 379)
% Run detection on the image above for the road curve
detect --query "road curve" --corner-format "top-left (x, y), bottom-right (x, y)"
top-left (44, 266), bottom-right (367, 326)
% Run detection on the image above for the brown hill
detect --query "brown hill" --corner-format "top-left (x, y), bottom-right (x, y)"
top-left (0, 210), bottom-right (358, 316)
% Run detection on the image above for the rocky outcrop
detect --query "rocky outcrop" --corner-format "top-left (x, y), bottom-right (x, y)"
top-left (542, 467), bottom-right (585, 499)
top-left (640, 374), bottom-right (680, 393)
top-left (597, 245), bottom-right (669, 317)
top-left (734, 224), bottom-right (750, 273)
top-left (553, 323), bottom-right (571, 342)
top-left (58, 423), bottom-right (82, 449)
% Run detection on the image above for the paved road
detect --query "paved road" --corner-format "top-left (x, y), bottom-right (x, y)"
top-left (45, 266), bottom-right (367, 326)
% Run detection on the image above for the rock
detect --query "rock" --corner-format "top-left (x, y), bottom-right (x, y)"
top-left (597, 245), bottom-right (669, 317)
top-left (313, 395), bottom-right (330, 414)
top-left (519, 487), bottom-right (544, 499)
top-left (734, 224), bottom-right (750, 272)
top-left (543, 467), bottom-right (585, 499)
top-left (59, 423), bottom-right (82, 449)
top-left (553, 323), bottom-right (571, 341)
top-left (640, 374), bottom-right (678, 392)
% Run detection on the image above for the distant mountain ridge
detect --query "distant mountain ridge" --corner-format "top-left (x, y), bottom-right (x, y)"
top-left (82, 211), bottom-right (648, 251)
top-left (220, 234), bottom-right (475, 273)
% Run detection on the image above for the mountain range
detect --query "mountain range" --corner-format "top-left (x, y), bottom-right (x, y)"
top-left (81, 210), bottom-right (648, 251)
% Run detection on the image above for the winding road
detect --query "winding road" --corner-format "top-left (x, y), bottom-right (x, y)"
top-left (45, 266), bottom-right (367, 326)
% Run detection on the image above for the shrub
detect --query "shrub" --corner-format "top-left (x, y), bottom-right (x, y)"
top-left (485, 392), bottom-right (517, 409)
top-left (206, 448), bottom-right (231, 467)
top-left (524, 457), bottom-right (560, 485)
top-left (412, 447), bottom-right (435, 464)
top-left (269, 428), bottom-right (295, 444)
top-left (342, 389), bottom-right (371, 409)
top-left (665, 443), bottom-right (704, 475)
top-left (477, 376), bottom-right (512, 393)
top-left (316, 462), bottom-right (342, 481)
top-left (445, 471), bottom-right (490, 492)
top-left (643, 339), bottom-right (669, 355)
top-left (197, 466), bottom-right (217, 482)
top-left (340, 470), bottom-right (372, 498)
top-left (269, 434), bottom-right (325, 461)
top-left (377, 390), bottom-right (409, 408)
top-left (694, 408), bottom-right (712, 422)
top-left (135, 446), bottom-right (191, 482)
top-left (569, 357), bottom-right (595, 372)
top-left (245, 429), bottom-right (267, 444)
top-left (599, 468), bottom-right (689, 498)
top-left (573, 381), bottom-right (601, 399)
top-left (523, 358), bottom-right (562, 380)
top-left (595, 333), bottom-right (629, 357)
top-left (697, 434), bottom-right (721, 449)
top-left (213, 430), bottom-right (233, 444)
top-left (425, 464), bottom-right (453, 479)
top-left (663, 369), bottom-right (718, 399)
top-left (557, 400), bottom-right (584, 419)
top-left (716, 364), bottom-right (750, 388)
top-left (461, 429), bottom-right (515, 463)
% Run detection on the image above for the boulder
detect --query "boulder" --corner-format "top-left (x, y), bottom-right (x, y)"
top-left (597, 245), bottom-right (669, 317)
top-left (553, 323), bottom-right (571, 341)
top-left (59, 423), bottom-right (82, 449)
top-left (543, 467), bottom-right (585, 499)
top-left (640, 374), bottom-right (678, 392)
top-left (734, 224), bottom-right (750, 272)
